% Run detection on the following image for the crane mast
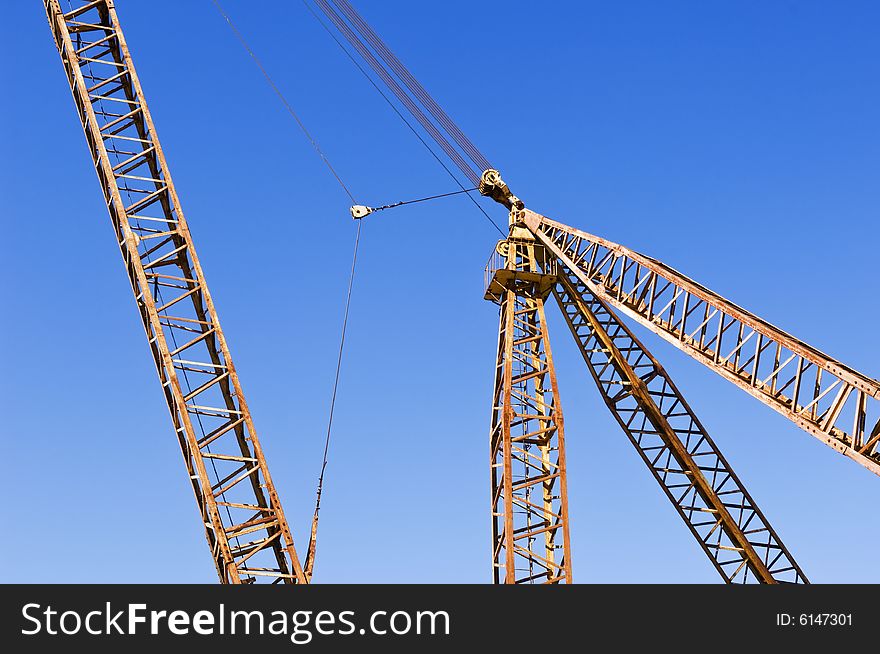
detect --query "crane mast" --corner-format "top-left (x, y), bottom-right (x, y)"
top-left (44, 0), bottom-right (305, 584)
top-left (487, 234), bottom-right (573, 583)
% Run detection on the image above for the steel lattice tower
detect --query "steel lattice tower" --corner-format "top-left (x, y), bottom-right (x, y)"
top-left (44, 0), bottom-right (305, 584)
top-left (487, 234), bottom-right (573, 583)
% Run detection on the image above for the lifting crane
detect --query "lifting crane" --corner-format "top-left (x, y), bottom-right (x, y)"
top-left (45, 0), bottom-right (879, 584)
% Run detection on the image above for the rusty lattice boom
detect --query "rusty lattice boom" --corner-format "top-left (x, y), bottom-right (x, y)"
top-left (45, 0), bottom-right (305, 584)
top-left (525, 211), bottom-right (880, 475)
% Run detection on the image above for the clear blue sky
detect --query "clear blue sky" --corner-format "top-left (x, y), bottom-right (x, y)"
top-left (1, 1), bottom-right (878, 583)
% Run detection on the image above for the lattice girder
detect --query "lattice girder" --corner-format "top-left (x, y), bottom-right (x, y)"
top-left (524, 210), bottom-right (880, 476)
top-left (45, 0), bottom-right (305, 584)
top-left (552, 270), bottom-right (807, 583)
top-left (487, 239), bottom-right (573, 583)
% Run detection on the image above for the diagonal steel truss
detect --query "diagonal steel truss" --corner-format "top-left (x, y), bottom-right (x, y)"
top-left (524, 211), bottom-right (880, 476)
top-left (552, 270), bottom-right (806, 583)
top-left (45, 0), bottom-right (305, 584)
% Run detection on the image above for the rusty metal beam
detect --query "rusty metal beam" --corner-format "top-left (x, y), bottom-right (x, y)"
top-left (44, 0), bottom-right (305, 584)
top-left (487, 237), bottom-right (573, 583)
top-left (522, 209), bottom-right (880, 476)
top-left (552, 270), bottom-right (807, 583)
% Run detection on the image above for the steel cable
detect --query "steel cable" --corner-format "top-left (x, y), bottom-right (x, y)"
top-left (304, 218), bottom-right (361, 579)
top-left (211, 0), bottom-right (367, 579)
top-left (301, 0), bottom-right (505, 235)
top-left (211, 0), bottom-right (505, 578)
top-left (331, 0), bottom-right (493, 174)
top-left (312, 0), bottom-right (481, 187)
top-left (211, 0), bottom-right (357, 203)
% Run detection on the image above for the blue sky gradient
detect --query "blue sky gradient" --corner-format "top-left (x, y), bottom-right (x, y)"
top-left (1, 1), bottom-right (878, 583)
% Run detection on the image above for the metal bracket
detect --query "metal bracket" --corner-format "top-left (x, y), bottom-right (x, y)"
top-left (350, 205), bottom-right (373, 219)
top-left (479, 169), bottom-right (524, 211)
